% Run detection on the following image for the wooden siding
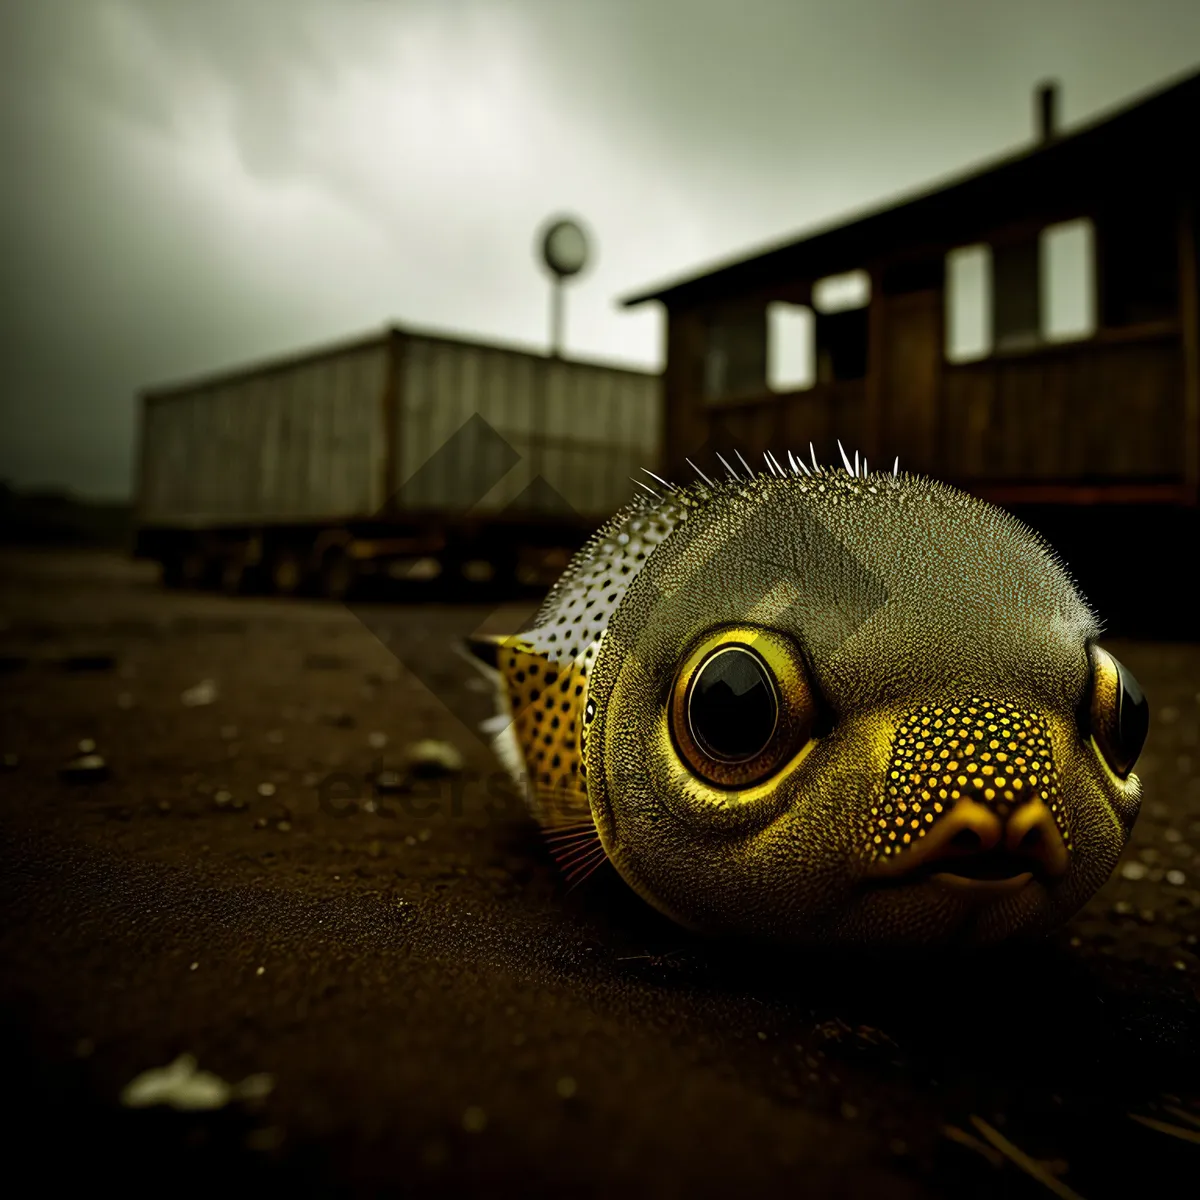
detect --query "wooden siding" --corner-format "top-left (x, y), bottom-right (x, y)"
top-left (942, 331), bottom-right (1183, 480)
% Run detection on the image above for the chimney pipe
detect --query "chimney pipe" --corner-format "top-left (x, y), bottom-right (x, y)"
top-left (1036, 80), bottom-right (1059, 144)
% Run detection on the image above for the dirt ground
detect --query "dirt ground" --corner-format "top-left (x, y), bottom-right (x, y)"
top-left (1, 548), bottom-right (1197, 1199)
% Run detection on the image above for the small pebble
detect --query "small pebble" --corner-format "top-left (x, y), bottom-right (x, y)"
top-left (1166, 870), bottom-right (1187, 886)
top-left (214, 790), bottom-right (232, 808)
top-left (276, 820), bottom-right (292, 833)
top-left (1120, 861), bottom-right (1148, 881)
top-left (257, 782), bottom-right (276, 798)
top-left (256, 966), bottom-right (265, 976)
top-left (555, 1076), bottom-right (577, 1099)
top-left (368, 731), bottom-right (388, 750)
top-left (190, 962), bottom-right (199, 971)
top-left (1, 753), bottom-right (19, 770)
top-left (78, 738), bottom-right (96, 753)
top-left (462, 1106), bottom-right (488, 1133)
top-left (181, 679), bottom-right (218, 707)
top-left (59, 753), bottom-right (109, 783)
top-left (157, 800), bottom-right (171, 814)
top-left (116, 692), bottom-right (135, 709)
top-left (266, 730), bottom-right (284, 745)
top-left (406, 739), bottom-right (464, 777)
top-left (220, 725), bottom-right (239, 740)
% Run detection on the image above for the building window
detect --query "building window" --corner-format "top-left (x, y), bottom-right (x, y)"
top-left (945, 244), bottom-right (991, 362)
top-left (813, 270), bottom-right (870, 382)
top-left (1097, 200), bottom-right (1178, 328)
top-left (813, 269), bottom-right (870, 313)
top-left (991, 236), bottom-right (1041, 352)
top-left (767, 302), bottom-right (814, 392)
top-left (702, 306), bottom-right (767, 403)
top-left (1041, 218), bottom-right (1096, 342)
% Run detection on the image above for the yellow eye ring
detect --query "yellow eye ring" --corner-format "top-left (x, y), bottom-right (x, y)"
top-left (669, 626), bottom-right (819, 789)
top-left (1084, 644), bottom-right (1149, 780)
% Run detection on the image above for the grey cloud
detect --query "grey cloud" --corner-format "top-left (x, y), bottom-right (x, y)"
top-left (2, 0), bottom-right (1199, 497)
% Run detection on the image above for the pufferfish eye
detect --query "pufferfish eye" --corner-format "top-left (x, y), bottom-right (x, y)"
top-left (1083, 644), bottom-right (1149, 779)
top-left (670, 627), bottom-right (819, 789)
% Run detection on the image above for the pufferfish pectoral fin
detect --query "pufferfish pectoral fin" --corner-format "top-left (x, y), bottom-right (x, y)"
top-left (463, 632), bottom-right (507, 671)
top-left (460, 630), bottom-right (604, 882)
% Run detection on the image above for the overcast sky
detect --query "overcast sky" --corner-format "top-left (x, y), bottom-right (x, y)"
top-left (2, 0), bottom-right (1199, 498)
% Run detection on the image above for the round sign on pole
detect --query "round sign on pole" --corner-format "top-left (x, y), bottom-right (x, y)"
top-left (540, 216), bottom-right (590, 279)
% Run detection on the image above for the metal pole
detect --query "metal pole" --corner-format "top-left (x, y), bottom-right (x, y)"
top-left (550, 276), bottom-right (565, 359)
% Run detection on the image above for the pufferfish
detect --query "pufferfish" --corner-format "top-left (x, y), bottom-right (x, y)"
top-left (466, 446), bottom-right (1149, 950)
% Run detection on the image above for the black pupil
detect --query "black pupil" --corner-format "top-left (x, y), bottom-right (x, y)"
top-left (1114, 656), bottom-right (1149, 769)
top-left (688, 647), bottom-right (777, 763)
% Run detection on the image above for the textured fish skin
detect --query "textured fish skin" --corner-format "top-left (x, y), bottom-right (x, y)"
top-left (468, 450), bottom-right (1146, 950)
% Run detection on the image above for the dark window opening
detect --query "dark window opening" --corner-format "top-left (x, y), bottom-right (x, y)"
top-left (991, 236), bottom-right (1040, 351)
top-left (1098, 202), bottom-right (1178, 328)
top-left (703, 306), bottom-right (767, 403)
top-left (815, 307), bottom-right (868, 382)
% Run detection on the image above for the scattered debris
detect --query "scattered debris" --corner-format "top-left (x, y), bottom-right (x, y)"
top-left (119, 1053), bottom-right (274, 1111)
top-left (373, 769), bottom-right (407, 795)
top-left (968, 1116), bottom-right (1085, 1200)
top-left (181, 679), bottom-right (219, 707)
top-left (1128, 1112), bottom-right (1200, 1145)
top-left (406, 739), bottom-right (464, 778)
top-left (60, 753), bottom-right (110, 784)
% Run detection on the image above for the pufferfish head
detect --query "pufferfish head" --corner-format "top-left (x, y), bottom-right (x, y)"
top-left (472, 456), bottom-right (1149, 951)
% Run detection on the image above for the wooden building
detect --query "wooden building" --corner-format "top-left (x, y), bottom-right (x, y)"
top-left (621, 69), bottom-right (1200, 523)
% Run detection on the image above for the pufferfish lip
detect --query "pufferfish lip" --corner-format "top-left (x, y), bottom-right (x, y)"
top-left (862, 796), bottom-right (1070, 902)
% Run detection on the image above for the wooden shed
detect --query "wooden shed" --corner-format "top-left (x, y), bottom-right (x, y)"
top-left (619, 69), bottom-right (1199, 632)
top-left (622, 69), bottom-right (1199, 509)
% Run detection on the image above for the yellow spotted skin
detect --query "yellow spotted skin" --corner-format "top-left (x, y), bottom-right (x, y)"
top-left (472, 460), bottom-right (1146, 951)
top-left (494, 639), bottom-right (590, 828)
top-left (876, 698), bottom-right (1071, 859)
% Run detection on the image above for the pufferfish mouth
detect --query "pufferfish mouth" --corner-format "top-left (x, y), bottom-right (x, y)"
top-left (864, 796), bottom-right (1070, 899)
top-left (862, 698), bottom-right (1074, 901)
